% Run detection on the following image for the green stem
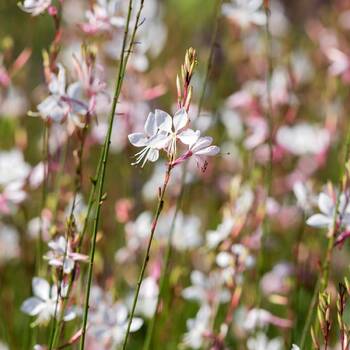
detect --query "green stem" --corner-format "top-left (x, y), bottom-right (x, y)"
top-left (121, 163), bottom-right (173, 350)
top-left (79, 1), bottom-right (145, 348)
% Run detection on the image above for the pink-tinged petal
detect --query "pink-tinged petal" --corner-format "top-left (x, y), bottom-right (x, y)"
top-left (146, 149), bottom-right (159, 163)
top-left (155, 109), bottom-right (172, 132)
top-left (144, 112), bottom-right (157, 136)
top-left (318, 193), bottom-right (333, 216)
top-left (128, 133), bottom-right (148, 147)
top-left (195, 145), bottom-right (220, 156)
top-left (21, 297), bottom-right (45, 316)
top-left (70, 252), bottom-right (89, 261)
top-left (178, 129), bottom-right (200, 145)
top-left (191, 136), bottom-right (213, 153)
top-left (306, 214), bottom-right (331, 228)
top-left (173, 108), bottom-right (188, 132)
top-left (32, 277), bottom-right (50, 301)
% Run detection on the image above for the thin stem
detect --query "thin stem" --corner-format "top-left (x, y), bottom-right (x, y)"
top-left (122, 162), bottom-right (173, 350)
top-left (79, 1), bottom-right (145, 348)
top-left (36, 122), bottom-right (50, 276)
top-left (142, 164), bottom-right (187, 350)
top-left (48, 121), bottom-right (90, 350)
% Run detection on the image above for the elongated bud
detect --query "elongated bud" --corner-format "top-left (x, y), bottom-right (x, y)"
top-left (176, 74), bottom-right (182, 100)
top-left (184, 86), bottom-right (193, 112)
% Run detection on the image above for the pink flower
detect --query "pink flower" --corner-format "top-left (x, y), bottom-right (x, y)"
top-left (18, 0), bottom-right (51, 16)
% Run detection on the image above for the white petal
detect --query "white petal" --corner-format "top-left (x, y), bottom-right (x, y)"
top-left (195, 145), bottom-right (220, 156)
top-left (21, 297), bottom-right (45, 316)
top-left (178, 129), bottom-right (200, 145)
top-left (173, 108), bottom-right (188, 132)
top-left (144, 112), bottom-right (157, 136)
top-left (155, 109), bottom-right (172, 132)
top-left (191, 136), bottom-right (213, 153)
top-left (191, 270), bottom-right (205, 287)
top-left (318, 193), bottom-right (333, 216)
top-left (306, 214), bottom-right (331, 228)
top-left (147, 149), bottom-right (159, 163)
top-left (128, 133), bottom-right (148, 147)
top-left (32, 277), bottom-right (50, 301)
top-left (130, 317), bottom-right (143, 332)
top-left (181, 286), bottom-right (204, 301)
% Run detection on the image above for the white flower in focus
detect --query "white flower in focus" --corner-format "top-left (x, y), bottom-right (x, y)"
top-left (19, 0), bottom-right (51, 16)
top-left (276, 123), bottom-right (330, 156)
top-left (44, 236), bottom-right (88, 273)
top-left (182, 270), bottom-right (230, 305)
top-left (222, 0), bottom-right (266, 29)
top-left (128, 110), bottom-right (170, 167)
top-left (182, 304), bottom-right (211, 349)
top-left (21, 277), bottom-right (75, 326)
top-left (306, 191), bottom-right (350, 229)
top-left (174, 134), bottom-right (220, 169)
top-left (247, 332), bottom-right (283, 350)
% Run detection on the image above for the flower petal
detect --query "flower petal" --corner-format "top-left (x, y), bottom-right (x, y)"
top-left (144, 112), bottom-right (157, 136)
top-left (195, 145), bottom-right (220, 156)
top-left (32, 277), bottom-right (50, 301)
top-left (318, 193), bottom-right (333, 216)
top-left (173, 108), bottom-right (188, 132)
top-left (306, 214), bottom-right (331, 228)
top-left (178, 129), bottom-right (200, 145)
top-left (21, 297), bottom-right (45, 316)
top-left (128, 133), bottom-right (148, 147)
top-left (155, 109), bottom-right (172, 133)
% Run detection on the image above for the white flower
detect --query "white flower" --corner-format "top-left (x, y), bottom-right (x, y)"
top-left (173, 134), bottom-right (220, 169)
top-left (88, 292), bottom-right (143, 348)
top-left (128, 110), bottom-right (170, 167)
top-left (127, 277), bottom-right (159, 318)
top-left (0, 224), bottom-right (20, 263)
top-left (182, 270), bottom-right (230, 305)
top-left (247, 332), bottom-right (283, 350)
top-left (21, 277), bottom-right (75, 326)
top-left (276, 123), bottom-right (330, 156)
top-left (182, 304), bottom-right (211, 349)
top-left (0, 149), bottom-right (31, 186)
top-left (156, 108), bottom-right (192, 156)
top-left (81, 0), bottom-right (125, 35)
top-left (222, 0), bottom-right (266, 29)
top-left (291, 345), bottom-right (300, 350)
top-left (44, 236), bottom-right (88, 274)
top-left (36, 64), bottom-right (88, 125)
top-left (325, 48), bottom-right (350, 76)
top-left (306, 191), bottom-right (350, 229)
top-left (18, 0), bottom-right (51, 16)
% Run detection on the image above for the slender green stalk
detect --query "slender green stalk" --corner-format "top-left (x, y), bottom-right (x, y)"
top-left (36, 122), bottom-right (50, 276)
top-left (48, 121), bottom-right (90, 350)
top-left (122, 162), bottom-right (173, 350)
top-left (79, 1), bottom-right (145, 348)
